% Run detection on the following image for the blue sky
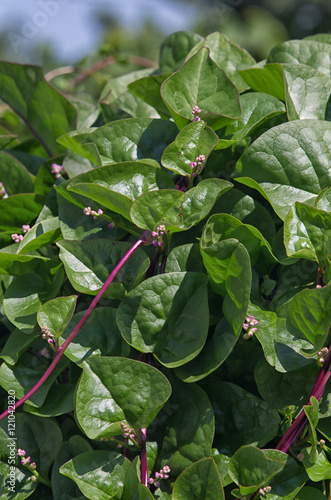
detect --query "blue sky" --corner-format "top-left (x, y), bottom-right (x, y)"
top-left (0, 0), bottom-right (198, 62)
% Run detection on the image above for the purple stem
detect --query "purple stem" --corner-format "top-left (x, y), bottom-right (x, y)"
top-left (140, 427), bottom-right (149, 487)
top-left (277, 346), bottom-right (331, 452)
top-left (0, 232), bottom-right (148, 422)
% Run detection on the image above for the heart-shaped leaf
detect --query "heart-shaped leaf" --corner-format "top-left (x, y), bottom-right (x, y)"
top-left (172, 458), bottom-right (224, 500)
top-left (75, 357), bottom-right (171, 438)
top-left (235, 120), bottom-right (331, 220)
top-left (161, 47), bottom-right (241, 130)
top-left (117, 272), bottom-right (209, 368)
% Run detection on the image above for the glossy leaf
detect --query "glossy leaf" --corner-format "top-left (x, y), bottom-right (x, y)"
top-left (3, 272), bottom-right (62, 333)
top-left (0, 193), bottom-right (44, 231)
top-left (159, 31), bottom-right (204, 74)
top-left (302, 447), bottom-right (331, 481)
top-left (60, 451), bottom-right (130, 500)
top-left (117, 272), bottom-right (209, 368)
top-left (284, 202), bottom-right (331, 268)
top-left (0, 150), bottom-right (33, 195)
top-left (0, 461), bottom-right (36, 499)
top-left (67, 160), bottom-right (175, 220)
top-left (206, 381), bottom-right (280, 455)
top-left (247, 303), bottom-right (311, 372)
top-left (235, 120), bottom-right (331, 220)
top-left (0, 61), bottom-right (76, 155)
top-left (122, 457), bottom-right (154, 500)
top-left (228, 446), bottom-right (285, 496)
top-left (60, 307), bottom-right (130, 364)
top-left (186, 32), bottom-right (255, 91)
top-left (266, 452), bottom-right (308, 500)
top-left (37, 295), bottom-right (77, 336)
top-left (130, 179), bottom-right (232, 232)
top-left (17, 217), bottom-right (62, 254)
top-left (216, 92), bottom-right (285, 149)
top-left (200, 238), bottom-right (251, 335)
top-left (175, 317), bottom-right (238, 382)
top-left (255, 358), bottom-right (318, 410)
top-left (57, 239), bottom-right (149, 299)
top-left (157, 378), bottom-right (214, 475)
top-left (58, 118), bottom-right (178, 165)
top-left (283, 64), bottom-right (331, 120)
top-left (0, 412), bottom-right (62, 477)
top-left (161, 120), bottom-right (219, 177)
top-left (269, 39), bottom-right (331, 77)
top-left (239, 63), bottom-right (285, 100)
top-left (75, 357), bottom-right (172, 438)
top-left (172, 458), bottom-right (224, 500)
top-left (287, 285), bottom-right (331, 352)
top-left (128, 74), bottom-right (171, 118)
top-left (161, 48), bottom-right (241, 130)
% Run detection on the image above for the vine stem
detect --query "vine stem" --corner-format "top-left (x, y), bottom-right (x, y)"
top-left (276, 345), bottom-right (331, 452)
top-left (140, 427), bottom-right (149, 487)
top-left (0, 232), bottom-right (149, 422)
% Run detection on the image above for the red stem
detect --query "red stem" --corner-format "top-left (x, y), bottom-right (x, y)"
top-left (0, 233), bottom-right (148, 422)
top-left (277, 346), bottom-right (331, 452)
top-left (140, 427), bottom-right (149, 487)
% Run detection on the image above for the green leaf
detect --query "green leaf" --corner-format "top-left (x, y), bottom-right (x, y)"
top-left (235, 120), bottom-right (331, 220)
top-left (0, 328), bottom-right (40, 365)
top-left (60, 451), bottom-right (130, 500)
top-left (239, 63), bottom-right (285, 100)
top-left (130, 179), bottom-right (232, 232)
top-left (60, 307), bottom-right (130, 364)
top-left (67, 160), bottom-right (175, 221)
top-left (247, 303), bottom-right (311, 372)
top-left (175, 317), bottom-right (238, 382)
top-left (216, 92), bottom-right (285, 149)
top-left (161, 48), bottom-right (241, 130)
top-left (228, 446), bottom-right (285, 496)
top-left (266, 452), bottom-right (308, 500)
top-left (0, 150), bottom-right (33, 195)
top-left (0, 461), bottom-right (36, 499)
top-left (0, 134), bottom-right (17, 150)
top-left (52, 435), bottom-right (93, 500)
top-left (17, 217), bottom-right (62, 254)
top-left (58, 118), bottom-right (178, 165)
top-left (57, 240), bottom-right (149, 299)
top-left (286, 285), bottom-right (331, 352)
top-left (37, 295), bottom-right (77, 336)
top-left (122, 457), bottom-right (154, 500)
top-left (187, 32), bottom-right (255, 91)
top-left (304, 396), bottom-right (320, 453)
top-left (0, 193), bottom-right (44, 231)
top-left (269, 39), bottom-right (331, 77)
top-left (0, 246), bottom-right (60, 277)
top-left (0, 61), bottom-right (77, 156)
top-left (201, 213), bottom-right (276, 272)
top-left (315, 186), bottom-right (331, 212)
top-left (206, 381), bottom-right (280, 454)
top-left (23, 383), bottom-right (75, 417)
top-left (117, 272), bottom-right (209, 368)
top-left (165, 243), bottom-right (205, 273)
top-left (295, 487), bottom-right (328, 500)
top-left (75, 357), bottom-right (171, 438)
top-left (284, 202), bottom-right (331, 268)
top-left (200, 238), bottom-right (251, 335)
top-left (3, 272), bottom-right (62, 333)
top-left (0, 351), bottom-right (69, 407)
top-left (161, 120), bottom-right (219, 177)
top-left (159, 31), bottom-right (204, 74)
top-left (172, 458), bottom-right (224, 500)
top-left (283, 64), bottom-right (331, 120)
top-left (254, 358), bottom-right (318, 410)
top-left (0, 413), bottom-right (62, 477)
top-left (302, 447), bottom-right (331, 481)
top-left (157, 378), bottom-right (214, 475)
top-left (128, 74), bottom-right (171, 118)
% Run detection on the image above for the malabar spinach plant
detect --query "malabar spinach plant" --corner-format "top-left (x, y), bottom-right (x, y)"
top-left (0, 30), bottom-right (331, 499)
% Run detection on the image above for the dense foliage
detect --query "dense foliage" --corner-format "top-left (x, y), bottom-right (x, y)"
top-left (1, 30), bottom-right (331, 499)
